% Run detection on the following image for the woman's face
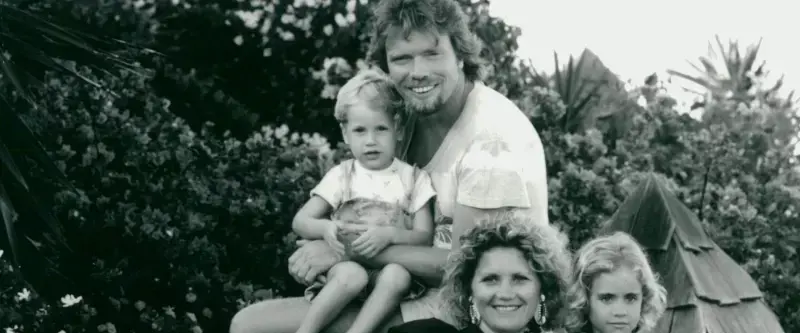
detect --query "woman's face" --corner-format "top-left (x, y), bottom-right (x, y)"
top-left (470, 247), bottom-right (541, 333)
top-left (588, 267), bottom-right (643, 333)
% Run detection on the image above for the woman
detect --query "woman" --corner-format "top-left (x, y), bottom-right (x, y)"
top-left (389, 212), bottom-right (573, 333)
top-left (563, 232), bottom-right (667, 333)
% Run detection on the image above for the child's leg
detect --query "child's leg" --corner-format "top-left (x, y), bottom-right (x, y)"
top-left (346, 263), bottom-right (412, 333)
top-left (297, 261), bottom-right (369, 333)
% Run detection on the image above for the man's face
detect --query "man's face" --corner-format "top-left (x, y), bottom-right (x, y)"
top-left (384, 28), bottom-right (463, 116)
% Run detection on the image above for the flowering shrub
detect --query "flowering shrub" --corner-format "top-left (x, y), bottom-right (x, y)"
top-left (2, 66), bottom-right (350, 332)
top-left (0, 260), bottom-right (88, 333)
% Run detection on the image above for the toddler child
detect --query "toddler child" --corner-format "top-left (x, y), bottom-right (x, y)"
top-left (291, 68), bottom-right (436, 333)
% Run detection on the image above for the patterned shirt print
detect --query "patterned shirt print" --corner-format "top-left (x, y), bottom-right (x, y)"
top-left (414, 82), bottom-right (550, 252)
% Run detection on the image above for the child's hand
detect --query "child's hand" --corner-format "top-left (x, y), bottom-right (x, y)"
top-left (324, 221), bottom-right (345, 255)
top-left (351, 226), bottom-right (393, 258)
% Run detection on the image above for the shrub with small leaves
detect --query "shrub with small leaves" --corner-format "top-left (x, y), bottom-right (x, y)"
top-left (4, 66), bottom-right (349, 332)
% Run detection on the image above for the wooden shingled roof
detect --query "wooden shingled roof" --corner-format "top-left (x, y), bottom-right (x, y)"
top-left (601, 173), bottom-right (785, 333)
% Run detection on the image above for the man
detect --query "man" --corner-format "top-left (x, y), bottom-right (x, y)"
top-left (229, 0), bottom-right (549, 332)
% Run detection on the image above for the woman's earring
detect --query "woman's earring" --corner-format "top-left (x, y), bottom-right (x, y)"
top-left (535, 294), bottom-right (547, 326)
top-left (469, 297), bottom-right (481, 324)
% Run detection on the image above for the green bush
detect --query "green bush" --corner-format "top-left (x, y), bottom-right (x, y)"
top-left (2, 66), bottom-right (350, 332)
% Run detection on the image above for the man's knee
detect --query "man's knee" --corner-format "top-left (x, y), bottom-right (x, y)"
top-left (329, 261), bottom-right (369, 292)
top-left (228, 297), bottom-right (310, 333)
top-left (229, 308), bottom-right (255, 333)
top-left (325, 305), bottom-right (404, 333)
top-left (375, 263), bottom-right (411, 292)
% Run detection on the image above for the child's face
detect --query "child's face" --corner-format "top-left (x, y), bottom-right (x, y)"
top-left (341, 103), bottom-right (398, 170)
top-left (589, 267), bottom-right (643, 333)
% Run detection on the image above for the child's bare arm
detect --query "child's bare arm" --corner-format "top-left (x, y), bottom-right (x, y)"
top-left (389, 199), bottom-right (434, 246)
top-left (293, 164), bottom-right (344, 240)
top-left (292, 196), bottom-right (334, 239)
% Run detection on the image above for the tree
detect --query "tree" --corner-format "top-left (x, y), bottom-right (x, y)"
top-left (667, 35), bottom-right (793, 111)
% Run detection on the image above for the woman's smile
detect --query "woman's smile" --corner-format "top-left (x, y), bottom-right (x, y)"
top-left (490, 304), bottom-right (523, 312)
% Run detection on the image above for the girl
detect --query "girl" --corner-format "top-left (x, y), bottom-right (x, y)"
top-left (564, 232), bottom-right (668, 333)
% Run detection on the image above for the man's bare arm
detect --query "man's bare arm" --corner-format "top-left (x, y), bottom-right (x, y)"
top-left (356, 245), bottom-right (448, 286)
top-left (355, 204), bottom-right (499, 286)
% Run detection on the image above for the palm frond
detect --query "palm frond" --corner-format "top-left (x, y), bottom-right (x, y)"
top-left (0, 2), bottom-right (159, 297)
top-left (668, 35), bottom-right (770, 107)
top-left (551, 52), bottom-right (603, 132)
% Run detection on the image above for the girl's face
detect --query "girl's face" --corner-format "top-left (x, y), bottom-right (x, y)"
top-left (589, 267), bottom-right (643, 333)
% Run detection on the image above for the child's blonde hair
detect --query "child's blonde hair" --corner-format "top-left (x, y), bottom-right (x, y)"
top-left (334, 68), bottom-right (403, 126)
top-left (564, 232), bottom-right (667, 333)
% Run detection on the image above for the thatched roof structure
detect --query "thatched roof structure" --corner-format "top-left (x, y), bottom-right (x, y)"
top-left (601, 173), bottom-right (784, 333)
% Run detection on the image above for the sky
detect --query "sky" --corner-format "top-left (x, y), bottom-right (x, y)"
top-left (488, 0), bottom-right (799, 111)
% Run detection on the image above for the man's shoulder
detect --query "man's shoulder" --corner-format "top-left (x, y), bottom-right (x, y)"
top-left (471, 82), bottom-right (522, 114)
top-left (470, 83), bottom-right (538, 141)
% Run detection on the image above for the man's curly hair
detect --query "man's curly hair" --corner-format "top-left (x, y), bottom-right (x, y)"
top-left (367, 0), bottom-right (485, 82)
top-left (564, 232), bottom-right (667, 333)
top-left (439, 212), bottom-right (573, 331)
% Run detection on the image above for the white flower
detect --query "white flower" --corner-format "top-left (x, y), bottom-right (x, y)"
top-left (274, 125), bottom-right (290, 139)
top-left (0, 249), bottom-right (3, 258)
top-left (15, 288), bottom-right (31, 302)
top-left (60, 294), bottom-right (83, 307)
top-left (279, 30), bottom-right (295, 41)
top-left (636, 95), bottom-right (647, 108)
top-left (334, 13), bottom-right (347, 27)
top-left (280, 13), bottom-right (296, 24)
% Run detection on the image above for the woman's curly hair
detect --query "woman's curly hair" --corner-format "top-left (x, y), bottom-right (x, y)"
top-left (564, 232), bottom-right (667, 333)
top-left (439, 212), bottom-right (573, 331)
top-left (367, 0), bottom-right (485, 82)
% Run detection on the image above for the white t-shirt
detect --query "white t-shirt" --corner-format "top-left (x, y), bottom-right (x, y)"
top-left (399, 82), bottom-right (550, 324)
top-left (310, 158), bottom-right (436, 216)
